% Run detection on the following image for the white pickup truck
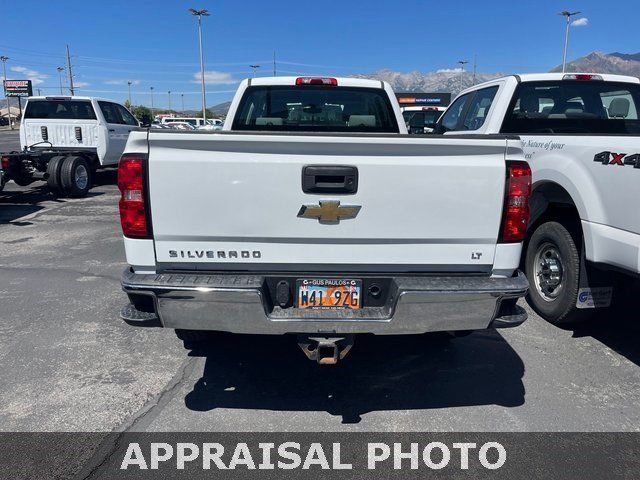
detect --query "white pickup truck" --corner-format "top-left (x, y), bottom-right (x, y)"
top-left (0, 96), bottom-right (140, 197)
top-left (435, 73), bottom-right (640, 324)
top-left (118, 76), bottom-right (530, 363)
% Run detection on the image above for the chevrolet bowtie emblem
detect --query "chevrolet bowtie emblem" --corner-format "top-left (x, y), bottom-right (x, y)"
top-left (297, 200), bottom-right (361, 225)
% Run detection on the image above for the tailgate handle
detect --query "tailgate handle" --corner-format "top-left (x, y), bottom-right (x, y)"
top-left (302, 166), bottom-right (358, 194)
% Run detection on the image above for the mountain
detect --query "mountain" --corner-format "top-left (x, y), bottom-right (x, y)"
top-left (551, 51), bottom-right (640, 76)
top-left (200, 52), bottom-right (640, 117)
top-left (352, 69), bottom-right (504, 96)
top-left (208, 101), bottom-right (232, 116)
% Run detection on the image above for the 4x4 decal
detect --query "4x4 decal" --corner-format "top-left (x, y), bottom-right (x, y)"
top-left (594, 151), bottom-right (640, 168)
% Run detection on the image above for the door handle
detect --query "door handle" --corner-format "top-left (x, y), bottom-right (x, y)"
top-left (108, 129), bottom-right (115, 132)
top-left (302, 166), bottom-right (358, 194)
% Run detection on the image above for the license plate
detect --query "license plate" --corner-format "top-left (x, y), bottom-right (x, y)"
top-left (297, 279), bottom-right (362, 310)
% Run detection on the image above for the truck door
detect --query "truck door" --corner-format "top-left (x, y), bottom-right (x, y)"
top-left (97, 101), bottom-right (139, 165)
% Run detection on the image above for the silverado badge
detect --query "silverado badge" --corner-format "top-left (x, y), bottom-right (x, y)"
top-left (297, 200), bottom-right (361, 225)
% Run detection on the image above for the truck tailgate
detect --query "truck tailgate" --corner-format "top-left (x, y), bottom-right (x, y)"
top-left (147, 133), bottom-right (511, 272)
top-left (22, 119), bottom-right (100, 149)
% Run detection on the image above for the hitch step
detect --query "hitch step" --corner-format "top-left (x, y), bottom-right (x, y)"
top-left (297, 335), bottom-right (355, 364)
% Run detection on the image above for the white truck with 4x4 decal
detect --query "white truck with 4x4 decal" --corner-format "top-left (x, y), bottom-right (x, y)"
top-left (118, 76), bottom-right (531, 363)
top-left (435, 73), bottom-right (640, 324)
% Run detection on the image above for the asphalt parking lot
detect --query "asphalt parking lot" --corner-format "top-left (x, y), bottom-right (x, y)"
top-left (1, 128), bottom-right (640, 435)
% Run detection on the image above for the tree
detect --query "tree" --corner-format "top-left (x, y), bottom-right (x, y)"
top-left (124, 100), bottom-right (132, 111)
top-left (132, 105), bottom-right (153, 125)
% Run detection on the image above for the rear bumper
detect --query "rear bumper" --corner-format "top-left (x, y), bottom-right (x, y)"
top-left (121, 269), bottom-right (529, 335)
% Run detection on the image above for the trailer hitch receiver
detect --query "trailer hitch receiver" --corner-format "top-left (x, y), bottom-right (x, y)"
top-left (297, 335), bottom-right (355, 365)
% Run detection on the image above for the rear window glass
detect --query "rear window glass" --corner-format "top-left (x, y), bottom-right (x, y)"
top-left (501, 81), bottom-right (640, 134)
top-left (232, 86), bottom-right (399, 133)
top-left (24, 100), bottom-right (96, 120)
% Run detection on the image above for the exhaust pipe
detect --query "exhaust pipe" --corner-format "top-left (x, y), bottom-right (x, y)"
top-left (297, 335), bottom-right (355, 365)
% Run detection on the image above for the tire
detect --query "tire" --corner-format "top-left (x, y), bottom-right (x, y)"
top-left (175, 329), bottom-right (212, 349)
top-left (46, 155), bottom-right (66, 194)
top-left (60, 156), bottom-right (92, 197)
top-left (13, 176), bottom-right (34, 187)
top-left (525, 221), bottom-right (586, 325)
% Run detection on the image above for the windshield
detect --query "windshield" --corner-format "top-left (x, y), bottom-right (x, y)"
top-left (501, 81), bottom-right (640, 134)
top-left (24, 100), bottom-right (97, 120)
top-left (403, 110), bottom-right (441, 126)
top-left (232, 85), bottom-right (399, 132)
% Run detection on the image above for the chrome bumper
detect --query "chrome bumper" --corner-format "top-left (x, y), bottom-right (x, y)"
top-left (121, 269), bottom-right (529, 335)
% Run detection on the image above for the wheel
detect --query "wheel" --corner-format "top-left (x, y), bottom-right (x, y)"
top-left (60, 156), bottom-right (92, 197)
top-left (46, 155), bottom-right (66, 194)
top-left (175, 329), bottom-right (212, 349)
top-left (525, 221), bottom-right (586, 325)
top-left (13, 176), bottom-right (34, 187)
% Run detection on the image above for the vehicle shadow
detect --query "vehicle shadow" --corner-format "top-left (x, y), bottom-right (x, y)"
top-left (0, 169), bottom-right (113, 224)
top-left (184, 330), bottom-right (525, 424)
top-left (570, 283), bottom-right (640, 367)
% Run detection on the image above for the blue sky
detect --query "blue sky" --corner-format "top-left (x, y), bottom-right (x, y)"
top-left (2, 0), bottom-right (638, 109)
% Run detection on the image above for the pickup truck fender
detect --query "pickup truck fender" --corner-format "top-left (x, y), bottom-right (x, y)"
top-left (529, 154), bottom-right (605, 261)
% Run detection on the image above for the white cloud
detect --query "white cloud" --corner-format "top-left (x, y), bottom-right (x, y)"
top-left (571, 17), bottom-right (588, 27)
top-left (74, 82), bottom-right (90, 88)
top-left (9, 66), bottom-right (49, 85)
top-left (436, 68), bottom-right (464, 73)
top-left (104, 79), bottom-right (140, 85)
top-left (193, 70), bottom-right (236, 85)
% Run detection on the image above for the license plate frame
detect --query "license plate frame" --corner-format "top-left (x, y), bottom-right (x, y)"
top-left (296, 278), bottom-right (362, 310)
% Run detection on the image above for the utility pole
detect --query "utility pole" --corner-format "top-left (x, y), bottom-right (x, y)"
top-left (181, 93), bottom-right (185, 115)
top-left (472, 54), bottom-right (477, 85)
top-left (560, 11), bottom-right (581, 73)
top-left (168, 90), bottom-right (172, 112)
top-left (66, 45), bottom-right (75, 95)
top-left (457, 60), bottom-right (468, 92)
top-left (1, 55), bottom-right (12, 130)
top-left (127, 81), bottom-right (132, 105)
top-left (250, 65), bottom-right (260, 77)
top-left (37, 88), bottom-right (41, 95)
top-left (189, 8), bottom-right (210, 121)
top-left (273, 51), bottom-right (276, 76)
top-left (150, 86), bottom-right (154, 119)
top-left (57, 67), bottom-right (65, 95)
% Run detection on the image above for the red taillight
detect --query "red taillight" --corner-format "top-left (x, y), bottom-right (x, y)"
top-left (1, 156), bottom-right (9, 170)
top-left (499, 161), bottom-right (531, 243)
top-left (118, 154), bottom-right (150, 238)
top-left (295, 77), bottom-right (338, 86)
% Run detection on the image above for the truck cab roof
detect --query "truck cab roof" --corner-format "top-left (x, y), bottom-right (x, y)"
top-left (460, 72), bottom-right (640, 96)
top-left (25, 96), bottom-right (121, 103)
top-left (241, 76), bottom-right (388, 89)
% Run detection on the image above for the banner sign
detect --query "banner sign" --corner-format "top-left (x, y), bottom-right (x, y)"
top-left (3, 79), bottom-right (33, 97)
top-left (396, 92), bottom-right (451, 107)
top-left (1, 432), bottom-right (639, 479)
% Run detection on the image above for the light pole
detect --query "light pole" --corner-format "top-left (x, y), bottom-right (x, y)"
top-left (250, 64), bottom-right (260, 77)
top-left (127, 81), bottom-right (132, 105)
top-left (1, 55), bottom-right (12, 130)
top-left (189, 8), bottom-right (210, 121)
top-left (560, 11), bottom-right (581, 73)
top-left (57, 67), bottom-right (65, 95)
top-left (168, 90), bottom-right (172, 112)
top-left (181, 93), bottom-right (185, 115)
top-left (150, 86), bottom-right (154, 119)
top-left (457, 60), bottom-right (468, 72)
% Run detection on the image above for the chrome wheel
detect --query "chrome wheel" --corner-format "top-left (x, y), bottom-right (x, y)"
top-left (533, 242), bottom-right (564, 301)
top-left (74, 164), bottom-right (88, 190)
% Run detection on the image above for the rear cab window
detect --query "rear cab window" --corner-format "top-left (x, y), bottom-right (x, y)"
top-left (232, 85), bottom-right (400, 133)
top-left (24, 100), bottom-right (96, 120)
top-left (501, 80), bottom-right (640, 134)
